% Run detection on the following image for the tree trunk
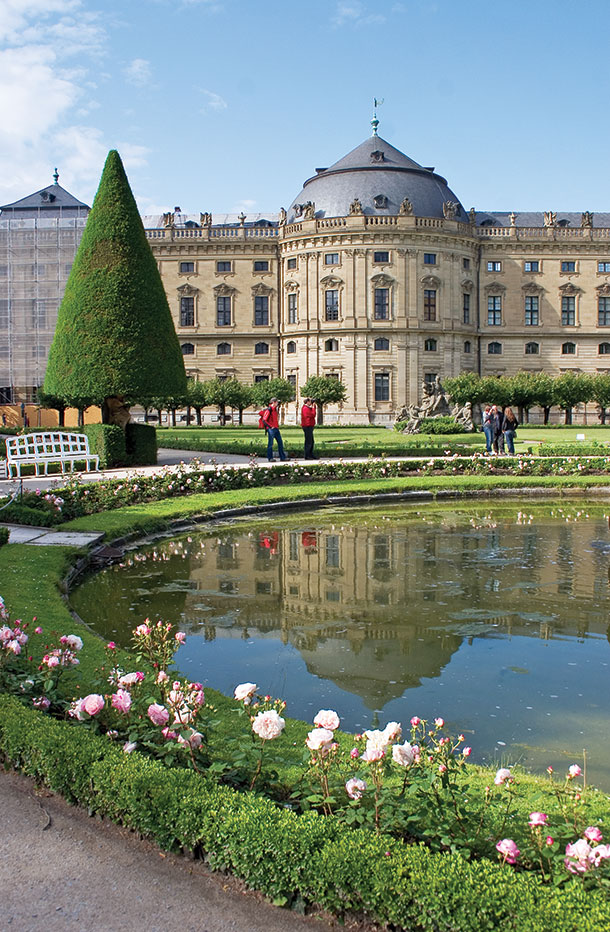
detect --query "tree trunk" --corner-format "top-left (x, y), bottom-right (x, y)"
top-left (58, 408), bottom-right (65, 427)
top-left (238, 408), bottom-right (244, 425)
top-left (171, 408), bottom-right (177, 427)
top-left (518, 406), bottom-right (525, 423)
top-left (543, 406), bottom-right (551, 425)
top-left (186, 405), bottom-right (192, 425)
top-left (565, 408), bottom-right (572, 425)
top-left (156, 408), bottom-right (162, 424)
top-left (600, 407), bottom-right (607, 425)
top-left (195, 407), bottom-right (202, 425)
top-left (78, 409), bottom-right (84, 427)
top-left (317, 402), bottom-right (324, 425)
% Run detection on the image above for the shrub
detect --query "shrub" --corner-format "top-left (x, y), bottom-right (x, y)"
top-left (83, 423), bottom-right (126, 468)
top-left (534, 441), bottom-right (610, 457)
top-left (0, 503), bottom-right (57, 527)
top-left (126, 422), bottom-right (157, 466)
top-left (0, 527), bottom-right (8, 548)
top-left (417, 416), bottom-right (471, 435)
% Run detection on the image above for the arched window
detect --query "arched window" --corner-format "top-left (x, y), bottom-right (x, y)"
top-left (286, 341), bottom-right (296, 354)
top-left (216, 342), bottom-right (231, 355)
top-left (488, 341), bottom-right (502, 355)
top-left (525, 341), bottom-right (540, 355)
top-left (181, 342), bottom-right (195, 355)
top-left (254, 342), bottom-right (269, 355)
top-left (325, 338), bottom-right (339, 352)
top-left (463, 340), bottom-right (471, 353)
top-left (424, 338), bottom-right (437, 352)
top-left (374, 337), bottom-right (390, 351)
top-left (599, 343), bottom-right (610, 355)
top-left (561, 342), bottom-right (576, 355)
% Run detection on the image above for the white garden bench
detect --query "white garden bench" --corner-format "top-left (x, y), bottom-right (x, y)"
top-left (4, 431), bottom-right (100, 478)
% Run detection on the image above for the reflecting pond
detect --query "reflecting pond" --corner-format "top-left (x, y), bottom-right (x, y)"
top-left (70, 501), bottom-right (610, 788)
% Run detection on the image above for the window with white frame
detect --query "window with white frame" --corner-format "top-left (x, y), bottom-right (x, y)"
top-left (424, 338), bottom-right (438, 352)
top-left (487, 261), bottom-right (502, 272)
top-left (487, 295), bottom-right (502, 325)
top-left (374, 288), bottom-right (389, 320)
top-left (325, 338), bottom-right (339, 352)
top-left (288, 292), bottom-right (297, 324)
top-left (374, 372), bottom-right (390, 401)
top-left (598, 297), bottom-right (610, 326)
top-left (325, 290), bottom-right (339, 321)
top-left (525, 295), bottom-right (539, 326)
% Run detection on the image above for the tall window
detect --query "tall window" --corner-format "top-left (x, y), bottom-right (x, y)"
top-left (287, 341), bottom-right (296, 354)
top-left (464, 340), bottom-right (471, 353)
top-left (180, 296), bottom-right (195, 326)
top-left (254, 295), bottom-right (269, 326)
top-left (325, 290), bottom-right (339, 321)
top-left (254, 342), bottom-right (269, 355)
top-left (374, 372), bottom-right (390, 401)
top-left (525, 295), bottom-right (539, 326)
top-left (525, 341), bottom-right (539, 355)
top-left (561, 296), bottom-right (575, 326)
top-left (325, 535), bottom-right (340, 567)
top-left (216, 342), bottom-right (231, 355)
top-left (216, 296), bottom-right (231, 326)
top-left (487, 296), bottom-right (502, 325)
top-left (598, 297), bottom-right (610, 326)
top-left (374, 288), bottom-right (389, 320)
top-left (287, 373), bottom-right (297, 390)
top-left (424, 338), bottom-right (437, 352)
top-left (463, 293), bottom-right (470, 324)
top-left (423, 289), bottom-right (436, 321)
top-left (374, 337), bottom-right (389, 351)
top-left (488, 341), bottom-right (502, 355)
top-left (562, 342), bottom-right (576, 355)
top-left (288, 292), bottom-right (297, 324)
top-left (463, 258), bottom-right (471, 270)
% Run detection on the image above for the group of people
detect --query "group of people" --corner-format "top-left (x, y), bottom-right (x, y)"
top-left (482, 405), bottom-right (519, 455)
top-left (260, 398), bottom-right (317, 462)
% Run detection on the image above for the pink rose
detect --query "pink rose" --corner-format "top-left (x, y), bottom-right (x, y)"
top-left (494, 767), bottom-right (511, 785)
top-left (568, 764), bottom-right (582, 778)
top-left (434, 717), bottom-right (444, 728)
top-left (462, 746), bottom-right (472, 757)
top-left (584, 826), bottom-right (603, 844)
top-left (175, 631), bottom-right (187, 644)
top-left (496, 838), bottom-right (520, 864)
top-left (590, 844), bottom-right (610, 866)
top-left (156, 671), bottom-right (169, 685)
top-left (161, 727), bottom-right (178, 740)
top-left (528, 812), bottom-right (548, 827)
top-left (148, 703), bottom-right (170, 726)
top-left (381, 721), bottom-right (402, 743)
top-left (32, 696), bottom-right (50, 710)
top-left (546, 836), bottom-right (554, 846)
top-left (410, 716), bottom-right (421, 727)
top-left (35, 626), bottom-right (43, 635)
top-left (361, 738), bottom-right (386, 762)
top-left (234, 682), bottom-right (257, 703)
top-left (345, 778), bottom-right (367, 800)
top-left (177, 729), bottom-right (203, 749)
top-left (82, 693), bottom-right (105, 716)
top-left (111, 689), bottom-right (132, 714)
top-left (252, 710), bottom-right (285, 741)
top-left (306, 728), bottom-right (334, 753)
top-left (392, 741), bottom-right (417, 768)
top-left (123, 741), bottom-right (137, 753)
top-left (565, 838), bottom-right (592, 874)
top-left (61, 634), bottom-right (83, 651)
top-left (107, 641), bottom-right (116, 650)
top-left (135, 624), bottom-right (150, 637)
top-left (350, 747), bottom-right (359, 760)
top-left (313, 709), bottom-right (340, 731)
top-left (119, 672), bottom-right (144, 688)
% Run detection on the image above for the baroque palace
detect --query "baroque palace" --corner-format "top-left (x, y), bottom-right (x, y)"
top-left (2, 120), bottom-right (610, 423)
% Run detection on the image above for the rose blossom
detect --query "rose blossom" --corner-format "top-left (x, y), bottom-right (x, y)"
top-left (175, 631), bottom-right (187, 644)
top-left (528, 812), bottom-right (548, 827)
top-left (392, 741), bottom-right (418, 768)
top-left (135, 623), bottom-right (150, 637)
top-left (68, 698), bottom-right (86, 720)
top-left (350, 747), bottom-right (359, 760)
top-left (111, 689), bottom-right (132, 714)
top-left (496, 838), bottom-right (520, 864)
top-left (161, 727), bottom-right (178, 740)
top-left (565, 838), bottom-right (592, 874)
top-left (462, 746), bottom-right (472, 757)
top-left (119, 672), bottom-right (145, 688)
top-left (306, 728), bottom-right (334, 753)
top-left (410, 716), bottom-right (421, 727)
top-left (34, 626), bottom-right (43, 635)
top-left (381, 721), bottom-right (402, 743)
top-left (123, 741), bottom-right (137, 754)
top-left (546, 836), bottom-right (554, 846)
top-left (590, 844), bottom-right (610, 866)
top-left (148, 703), bottom-right (170, 726)
top-left (361, 737), bottom-right (386, 762)
top-left (252, 709), bottom-right (285, 741)
top-left (32, 697), bottom-right (50, 710)
top-left (434, 717), bottom-right (445, 728)
top-left (156, 671), bottom-right (169, 685)
top-left (60, 634), bottom-right (83, 651)
top-left (178, 729), bottom-right (203, 749)
top-left (234, 682), bottom-right (257, 703)
top-left (313, 709), bottom-right (340, 731)
top-left (584, 826), bottom-right (603, 843)
top-left (568, 764), bottom-right (582, 778)
top-left (82, 694), bottom-right (105, 716)
top-left (345, 777), bottom-right (367, 800)
top-left (494, 767), bottom-right (511, 785)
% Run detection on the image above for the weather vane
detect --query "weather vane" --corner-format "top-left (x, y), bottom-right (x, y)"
top-left (371, 98), bottom-right (384, 136)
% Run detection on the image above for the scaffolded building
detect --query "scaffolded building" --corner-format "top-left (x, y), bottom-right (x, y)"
top-left (0, 173), bottom-right (89, 404)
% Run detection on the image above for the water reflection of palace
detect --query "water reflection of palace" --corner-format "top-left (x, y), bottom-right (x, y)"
top-left (71, 507), bottom-right (610, 707)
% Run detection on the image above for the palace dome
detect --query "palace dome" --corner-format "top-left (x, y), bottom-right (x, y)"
top-left (287, 134), bottom-right (466, 222)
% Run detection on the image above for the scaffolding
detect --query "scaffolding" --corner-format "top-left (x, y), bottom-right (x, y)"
top-left (0, 207), bottom-right (88, 403)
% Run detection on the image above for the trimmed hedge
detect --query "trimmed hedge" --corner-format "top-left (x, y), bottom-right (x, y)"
top-left (126, 422), bottom-right (157, 466)
top-left (0, 527), bottom-right (8, 548)
top-left (533, 441), bottom-right (610, 457)
top-left (84, 423), bottom-right (126, 468)
top-left (1, 696), bottom-right (608, 932)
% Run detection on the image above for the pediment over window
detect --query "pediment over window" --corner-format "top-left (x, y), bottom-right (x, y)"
top-left (251, 283), bottom-right (273, 296)
top-left (214, 283), bottom-right (237, 296)
top-left (484, 281), bottom-right (506, 295)
top-left (559, 282), bottom-right (581, 296)
top-left (371, 273), bottom-right (394, 288)
top-left (320, 274), bottom-right (344, 289)
top-left (461, 278), bottom-right (474, 291)
top-left (177, 283), bottom-right (199, 296)
top-left (284, 279), bottom-right (299, 292)
top-left (522, 283), bottom-right (545, 295)
top-left (420, 274), bottom-right (441, 288)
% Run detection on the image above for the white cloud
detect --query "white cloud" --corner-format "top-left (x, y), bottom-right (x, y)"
top-left (200, 88), bottom-right (227, 111)
top-left (0, 0), bottom-right (81, 43)
top-left (332, 1), bottom-right (385, 27)
top-left (124, 58), bottom-right (152, 87)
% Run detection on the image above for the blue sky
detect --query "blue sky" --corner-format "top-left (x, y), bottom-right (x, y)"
top-left (1, 0), bottom-right (608, 217)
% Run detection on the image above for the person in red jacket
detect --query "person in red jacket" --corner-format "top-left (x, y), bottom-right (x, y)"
top-left (261, 398), bottom-right (287, 462)
top-left (301, 397), bottom-right (317, 459)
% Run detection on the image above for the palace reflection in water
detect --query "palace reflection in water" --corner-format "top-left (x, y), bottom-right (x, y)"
top-left (71, 502), bottom-right (610, 786)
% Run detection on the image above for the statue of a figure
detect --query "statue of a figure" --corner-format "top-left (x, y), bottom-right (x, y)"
top-left (509, 211), bottom-right (517, 226)
top-left (443, 200), bottom-right (457, 220)
top-left (303, 201), bottom-right (315, 220)
top-left (469, 207), bottom-right (477, 224)
top-left (581, 211), bottom-right (594, 229)
top-left (349, 197), bottom-right (363, 215)
top-left (162, 211), bottom-right (175, 229)
top-left (199, 212), bottom-right (212, 228)
top-left (278, 207), bottom-right (287, 226)
top-left (399, 197), bottom-right (413, 216)
top-left (544, 211), bottom-right (557, 228)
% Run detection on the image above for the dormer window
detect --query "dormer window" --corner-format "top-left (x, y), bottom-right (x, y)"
top-left (370, 150), bottom-right (385, 162)
top-left (373, 194), bottom-right (388, 209)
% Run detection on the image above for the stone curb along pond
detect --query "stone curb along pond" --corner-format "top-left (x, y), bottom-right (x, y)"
top-left (64, 487), bottom-right (610, 791)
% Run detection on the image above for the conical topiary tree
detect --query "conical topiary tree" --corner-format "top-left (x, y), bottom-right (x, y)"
top-left (44, 150), bottom-right (186, 425)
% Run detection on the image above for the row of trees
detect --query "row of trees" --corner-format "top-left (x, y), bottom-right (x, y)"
top-left (444, 371), bottom-right (610, 424)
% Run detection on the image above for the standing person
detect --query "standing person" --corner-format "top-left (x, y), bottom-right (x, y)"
top-left (262, 398), bottom-right (287, 462)
top-left (482, 405), bottom-right (493, 453)
top-left (301, 397), bottom-right (317, 459)
top-left (501, 406), bottom-right (519, 455)
top-left (490, 405), bottom-right (504, 454)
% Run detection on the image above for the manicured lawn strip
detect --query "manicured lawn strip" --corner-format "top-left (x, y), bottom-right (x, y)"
top-left (61, 473), bottom-right (610, 537)
top-left (1, 696), bottom-right (609, 932)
